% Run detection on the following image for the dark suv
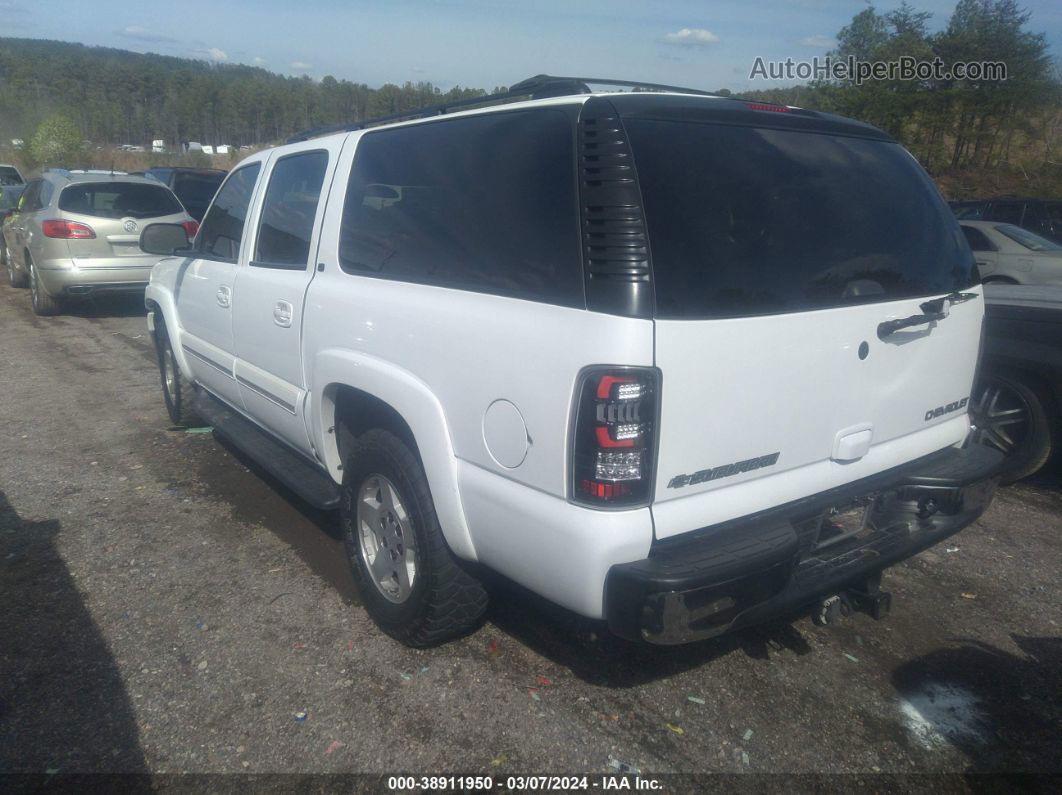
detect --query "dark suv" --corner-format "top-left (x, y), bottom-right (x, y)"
top-left (145, 167), bottom-right (227, 222)
top-left (951, 198), bottom-right (1062, 245)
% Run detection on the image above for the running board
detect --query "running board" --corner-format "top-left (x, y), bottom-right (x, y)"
top-left (193, 391), bottom-right (341, 510)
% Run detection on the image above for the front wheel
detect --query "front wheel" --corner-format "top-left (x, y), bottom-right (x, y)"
top-left (969, 372), bottom-right (1055, 483)
top-left (341, 428), bottom-right (487, 646)
top-left (155, 316), bottom-right (202, 427)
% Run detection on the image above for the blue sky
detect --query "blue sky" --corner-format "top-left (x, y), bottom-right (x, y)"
top-left (3, 0), bottom-right (1060, 91)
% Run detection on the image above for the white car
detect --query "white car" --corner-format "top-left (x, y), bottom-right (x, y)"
top-left (959, 220), bottom-right (1062, 285)
top-left (140, 75), bottom-right (1002, 647)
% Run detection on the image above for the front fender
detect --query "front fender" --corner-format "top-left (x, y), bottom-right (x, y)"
top-left (144, 259), bottom-right (194, 380)
top-left (311, 348), bottom-right (477, 562)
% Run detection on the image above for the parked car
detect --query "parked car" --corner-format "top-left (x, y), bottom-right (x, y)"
top-left (140, 75), bottom-right (1001, 647)
top-left (0, 184), bottom-right (26, 272)
top-left (144, 167), bottom-right (227, 222)
top-left (3, 170), bottom-right (195, 315)
top-left (970, 284), bottom-right (1062, 482)
top-left (951, 197), bottom-right (1062, 245)
top-left (0, 163), bottom-right (24, 185)
top-left (959, 220), bottom-right (1062, 285)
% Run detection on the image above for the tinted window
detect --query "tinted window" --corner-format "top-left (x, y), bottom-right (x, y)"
top-left (994, 223), bottom-right (1062, 252)
top-left (0, 166), bottom-right (21, 186)
top-left (0, 186), bottom-right (24, 211)
top-left (961, 226), bottom-right (994, 252)
top-left (989, 203), bottom-right (1024, 225)
top-left (951, 202), bottom-right (984, 220)
top-left (172, 172), bottom-right (226, 222)
top-left (197, 164), bottom-right (261, 261)
top-left (255, 152), bottom-right (328, 268)
top-left (59, 182), bottom-right (183, 219)
top-left (19, 180), bottom-right (41, 211)
top-left (39, 181), bottom-right (54, 208)
top-left (339, 110), bottom-right (582, 307)
top-left (625, 120), bottom-right (975, 318)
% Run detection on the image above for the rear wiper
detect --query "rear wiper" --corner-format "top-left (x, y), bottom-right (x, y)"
top-left (877, 291), bottom-right (979, 339)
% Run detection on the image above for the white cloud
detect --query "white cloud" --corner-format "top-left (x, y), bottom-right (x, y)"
top-left (207, 47), bottom-right (228, 61)
top-left (253, 56), bottom-right (266, 65)
top-left (800, 34), bottom-right (835, 48)
top-left (661, 28), bottom-right (720, 47)
top-left (118, 25), bottom-right (176, 43)
top-left (290, 61), bottom-right (312, 71)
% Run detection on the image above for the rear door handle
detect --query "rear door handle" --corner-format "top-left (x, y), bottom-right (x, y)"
top-left (273, 300), bottom-right (293, 327)
top-left (216, 285), bottom-right (231, 308)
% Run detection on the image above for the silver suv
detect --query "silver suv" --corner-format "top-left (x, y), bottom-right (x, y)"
top-left (3, 170), bottom-right (193, 315)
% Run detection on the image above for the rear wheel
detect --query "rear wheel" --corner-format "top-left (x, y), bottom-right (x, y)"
top-left (28, 258), bottom-right (60, 315)
top-left (155, 315), bottom-right (202, 427)
top-left (969, 372), bottom-right (1054, 483)
top-left (341, 428), bottom-right (487, 646)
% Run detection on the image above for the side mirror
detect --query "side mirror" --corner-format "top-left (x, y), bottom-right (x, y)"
top-left (140, 222), bottom-right (193, 256)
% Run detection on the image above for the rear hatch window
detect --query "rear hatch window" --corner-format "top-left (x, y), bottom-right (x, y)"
top-left (59, 182), bottom-right (184, 219)
top-left (625, 120), bottom-right (975, 319)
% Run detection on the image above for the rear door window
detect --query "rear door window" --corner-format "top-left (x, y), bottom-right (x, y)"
top-left (625, 120), bottom-right (975, 318)
top-left (338, 109), bottom-right (582, 307)
top-left (172, 172), bottom-right (225, 220)
top-left (961, 226), bottom-right (995, 252)
top-left (254, 152), bottom-right (328, 269)
top-left (196, 164), bottom-right (262, 262)
top-left (59, 182), bottom-right (184, 219)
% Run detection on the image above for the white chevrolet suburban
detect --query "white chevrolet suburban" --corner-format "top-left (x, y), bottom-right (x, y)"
top-left (141, 76), bottom-right (1002, 647)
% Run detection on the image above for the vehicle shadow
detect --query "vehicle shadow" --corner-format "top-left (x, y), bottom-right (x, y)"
top-left (0, 489), bottom-right (148, 773)
top-left (890, 635), bottom-right (1061, 775)
top-left (485, 578), bottom-right (815, 687)
top-left (62, 294), bottom-right (147, 319)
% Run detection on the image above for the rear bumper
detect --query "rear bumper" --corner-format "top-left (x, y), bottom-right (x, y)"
top-left (35, 257), bottom-right (153, 297)
top-left (605, 444), bottom-right (1003, 644)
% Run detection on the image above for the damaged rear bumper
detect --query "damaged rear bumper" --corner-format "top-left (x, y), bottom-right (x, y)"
top-left (605, 444), bottom-right (1002, 645)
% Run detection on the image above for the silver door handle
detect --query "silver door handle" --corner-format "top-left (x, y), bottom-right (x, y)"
top-left (273, 300), bottom-right (293, 327)
top-left (216, 285), bottom-right (231, 308)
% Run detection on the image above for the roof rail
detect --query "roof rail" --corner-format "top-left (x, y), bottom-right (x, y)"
top-left (287, 74), bottom-right (717, 143)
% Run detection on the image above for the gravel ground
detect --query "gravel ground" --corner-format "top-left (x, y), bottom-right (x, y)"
top-left (0, 282), bottom-right (1058, 787)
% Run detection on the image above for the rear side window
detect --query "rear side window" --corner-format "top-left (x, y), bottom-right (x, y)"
top-left (19, 180), bottom-right (41, 211)
top-left (197, 164), bottom-right (261, 262)
top-left (59, 182), bottom-right (183, 219)
top-left (961, 226), bottom-right (995, 252)
top-left (994, 224), bottom-right (1062, 252)
top-left (254, 151), bottom-right (328, 269)
top-left (625, 120), bottom-right (976, 318)
top-left (988, 202), bottom-right (1024, 226)
top-left (0, 166), bottom-right (21, 186)
top-left (172, 172), bottom-right (226, 221)
top-left (339, 109), bottom-right (582, 307)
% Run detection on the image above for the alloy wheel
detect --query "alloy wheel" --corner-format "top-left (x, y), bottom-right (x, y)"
top-left (969, 379), bottom-right (1030, 453)
top-left (356, 474), bottom-right (418, 603)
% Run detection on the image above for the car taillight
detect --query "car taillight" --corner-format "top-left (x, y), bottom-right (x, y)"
top-left (181, 221), bottom-right (199, 240)
top-left (570, 367), bottom-right (659, 507)
top-left (41, 219), bottom-right (95, 239)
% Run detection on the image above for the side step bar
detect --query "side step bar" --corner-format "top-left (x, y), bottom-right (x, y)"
top-left (193, 391), bottom-right (341, 510)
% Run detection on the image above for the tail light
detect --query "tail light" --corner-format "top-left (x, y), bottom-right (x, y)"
top-left (41, 219), bottom-right (95, 239)
top-left (570, 367), bottom-right (660, 507)
top-left (181, 220), bottom-right (199, 240)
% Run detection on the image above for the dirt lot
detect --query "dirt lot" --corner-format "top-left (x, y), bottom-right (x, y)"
top-left (0, 283), bottom-right (1058, 787)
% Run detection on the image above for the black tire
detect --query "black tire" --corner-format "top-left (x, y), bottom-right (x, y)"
top-left (341, 428), bottom-right (487, 646)
top-left (2, 239), bottom-right (26, 287)
top-left (969, 372), bottom-right (1055, 483)
top-left (155, 315), bottom-right (203, 427)
top-left (28, 257), bottom-right (61, 315)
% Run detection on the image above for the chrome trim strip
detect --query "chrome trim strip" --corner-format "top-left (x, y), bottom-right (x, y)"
top-left (182, 345), bottom-right (233, 379)
top-left (236, 374), bottom-right (297, 414)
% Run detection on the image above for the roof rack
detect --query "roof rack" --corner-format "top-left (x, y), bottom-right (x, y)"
top-left (287, 74), bottom-right (717, 143)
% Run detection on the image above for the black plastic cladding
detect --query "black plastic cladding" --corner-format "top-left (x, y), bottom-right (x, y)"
top-left (577, 97), bottom-right (654, 319)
